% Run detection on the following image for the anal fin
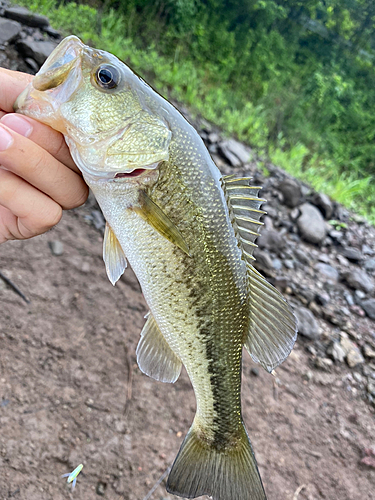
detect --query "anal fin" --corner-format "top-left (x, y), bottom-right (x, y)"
top-left (103, 222), bottom-right (127, 285)
top-left (136, 313), bottom-right (182, 383)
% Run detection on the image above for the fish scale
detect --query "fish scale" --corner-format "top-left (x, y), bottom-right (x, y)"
top-left (15, 35), bottom-right (297, 500)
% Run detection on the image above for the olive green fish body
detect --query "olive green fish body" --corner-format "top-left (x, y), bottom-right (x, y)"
top-left (92, 117), bottom-right (247, 442)
top-left (15, 36), bottom-right (298, 500)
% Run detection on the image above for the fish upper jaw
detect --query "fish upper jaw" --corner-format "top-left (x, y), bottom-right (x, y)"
top-left (14, 36), bottom-right (85, 132)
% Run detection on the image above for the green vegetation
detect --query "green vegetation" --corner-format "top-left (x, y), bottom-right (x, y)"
top-left (16, 0), bottom-right (375, 222)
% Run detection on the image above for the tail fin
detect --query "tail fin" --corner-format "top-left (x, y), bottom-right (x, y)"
top-left (166, 422), bottom-right (267, 500)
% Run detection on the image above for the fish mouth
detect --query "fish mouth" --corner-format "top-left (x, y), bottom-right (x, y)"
top-left (76, 156), bottom-right (160, 182)
top-left (114, 169), bottom-right (146, 178)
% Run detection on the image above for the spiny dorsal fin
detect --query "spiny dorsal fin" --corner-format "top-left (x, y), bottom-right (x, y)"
top-left (245, 265), bottom-right (298, 372)
top-left (103, 222), bottom-right (127, 285)
top-left (136, 313), bottom-right (182, 383)
top-left (221, 175), bottom-right (297, 372)
top-left (221, 175), bottom-right (266, 263)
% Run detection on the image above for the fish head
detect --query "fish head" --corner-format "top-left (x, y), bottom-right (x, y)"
top-left (15, 36), bottom-right (171, 181)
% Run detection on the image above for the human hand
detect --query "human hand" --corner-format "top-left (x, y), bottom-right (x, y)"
top-left (0, 67), bottom-right (88, 244)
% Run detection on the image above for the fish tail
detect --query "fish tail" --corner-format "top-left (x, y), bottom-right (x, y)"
top-left (166, 421), bottom-right (267, 500)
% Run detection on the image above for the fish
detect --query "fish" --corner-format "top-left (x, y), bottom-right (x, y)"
top-left (15, 36), bottom-right (297, 500)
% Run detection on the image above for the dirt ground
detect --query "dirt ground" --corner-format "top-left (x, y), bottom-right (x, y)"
top-left (0, 197), bottom-right (374, 500)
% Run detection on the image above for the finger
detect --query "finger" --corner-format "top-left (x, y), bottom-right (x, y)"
top-left (0, 124), bottom-right (88, 210)
top-left (0, 113), bottom-right (78, 173)
top-left (0, 168), bottom-right (62, 241)
top-left (0, 68), bottom-right (33, 113)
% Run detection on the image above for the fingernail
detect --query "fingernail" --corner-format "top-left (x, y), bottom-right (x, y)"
top-left (0, 126), bottom-right (14, 151)
top-left (0, 114), bottom-right (33, 138)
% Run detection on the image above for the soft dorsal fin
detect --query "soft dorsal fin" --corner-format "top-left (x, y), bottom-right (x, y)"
top-left (133, 191), bottom-right (190, 256)
top-left (221, 175), bottom-right (297, 372)
top-left (245, 265), bottom-right (297, 372)
top-left (221, 175), bottom-right (266, 263)
top-left (136, 312), bottom-right (182, 383)
top-left (103, 222), bottom-right (127, 285)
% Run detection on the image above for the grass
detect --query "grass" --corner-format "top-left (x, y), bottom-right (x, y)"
top-left (14, 0), bottom-right (375, 224)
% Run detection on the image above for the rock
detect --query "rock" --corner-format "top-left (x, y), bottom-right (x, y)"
top-left (303, 370), bottom-right (313, 381)
top-left (312, 192), bottom-right (333, 219)
top-left (297, 203), bottom-right (327, 244)
top-left (336, 256), bottom-right (349, 269)
top-left (96, 481), bottom-right (106, 495)
top-left (272, 258), bottom-right (283, 271)
top-left (361, 299), bottom-right (375, 320)
top-left (362, 244), bottom-right (374, 256)
top-left (277, 179), bottom-right (301, 208)
top-left (355, 289), bottom-right (366, 301)
top-left (314, 357), bottom-right (333, 371)
top-left (360, 447), bottom-right (375, 468)
top-left (48, 240), bottom-right (64, 256)
top-left (347, 348), bottom-right (364, 368)
top-left (329, 229), bottom-right (344, 242)
top-left (0, 18), bottom-right (22, 44)
top-left (298, 287), bottom-right (315, 304)
top-left (272, 276), bottom-right (289, 292)
top-left (219, 139), bottom-right (252, 166)
top-left (257, 229), bottom-right (285, 253)
top-left (353, 372), bottom-right (363, 384)
top-left (294, 307), bottom-right (320, 339)
top-left (25, 57), bottom-right (39, 73)
top-left (4, 6), bottom-right (49, 28)
top-left (314, 262), bottom-right (339, 283)
top-left (367, 381), bottom-right (375, 397)
top-left (283, 259), bottom-right (295, 269)
top-left (315, 292), bottom-right (330, 306)
top-left (364, 258), bottom-right (375, 273)
top-left (349, 304), bottom-right (365, 317)
top-left (339, 334), bottom-right (365, 367)
top-left (207, 132), bottom-right (219, 143)
top-left (43, 25), bottom-right (62, 39)
top-left (343, 269), bottom-right (374, 294)
top-left (253, 249), bottom-right (274, 271)
top-left (363, 344), bottom-right (375, 359)
top-left (90, 209), bottom-right (106, 232)
top-left (290, 207), bottom-right (300, 221)
top-left (294, 248), bottom-right (311, 265)
top-left (340, 247), bottom-right (363, 262)
top-left (344, 291), bottom-right (354, 306)
top-left (327, 341), bottom-right (346, 362)
top-left (16, 37), bottom-right (57, 66)
top-left (318, 253), bottom-right (330, 263)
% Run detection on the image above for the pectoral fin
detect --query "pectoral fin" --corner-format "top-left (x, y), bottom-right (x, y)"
top-left (133, 191), bottom-right (190, 256)
top-left (245, 265), bottom-right (297, 372)
top-left (136, 313), bottom-right (182, 383)
top-left (103, 223), bottom-right (127, 285)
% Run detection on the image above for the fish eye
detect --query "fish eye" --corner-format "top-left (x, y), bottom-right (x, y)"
top-left (95, 64), bottom-right (120, 90)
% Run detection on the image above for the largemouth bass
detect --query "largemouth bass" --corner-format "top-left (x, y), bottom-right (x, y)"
top-left (15, 36), bottom-right (297, 500)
